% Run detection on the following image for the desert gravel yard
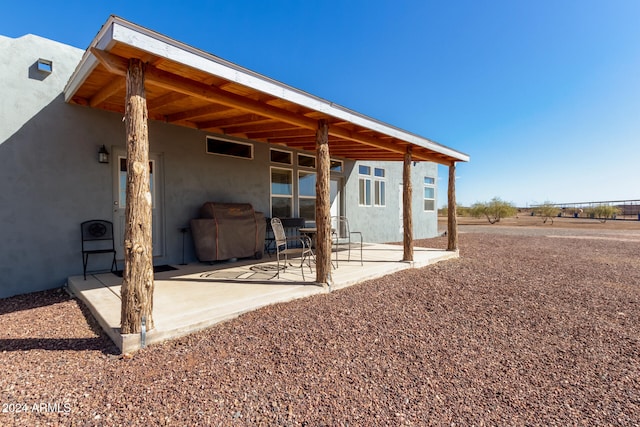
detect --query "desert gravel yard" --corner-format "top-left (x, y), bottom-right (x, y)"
top-left (1, 226), bottom-right (639, 426)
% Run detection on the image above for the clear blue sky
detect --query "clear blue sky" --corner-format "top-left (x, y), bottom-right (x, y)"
top-left (2, 1), bottom-right (638, 207)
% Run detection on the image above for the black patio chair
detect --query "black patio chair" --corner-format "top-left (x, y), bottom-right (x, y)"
top-left (81, 219), bottom-right (117, 279)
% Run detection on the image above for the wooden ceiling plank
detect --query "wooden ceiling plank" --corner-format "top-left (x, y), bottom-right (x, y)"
top-left (266, 135), bottom-right (316, 143)
top-left (144, 66), bottom-right (322, 130)
top-left (246, 128), bottom-right (313, 139)
top-left (195, 113), bottom-right (267, 130)
top-left (89, 76), bottom-right (125, 108)
top-left (219, 119), bottom-right (282, 134)
top-left (165, 104), bottom-right (232, 122)
top-left (147, 92), bottom-right (190, 110)
top-left (90, 48), bottom-right (454, 164)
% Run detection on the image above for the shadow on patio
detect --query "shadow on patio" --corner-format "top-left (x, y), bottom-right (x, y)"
top-left (67, 243), bottom-right (457, 353)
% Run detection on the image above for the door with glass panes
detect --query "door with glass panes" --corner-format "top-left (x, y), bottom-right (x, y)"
top-left (112, 148), bottom-right (164, 259)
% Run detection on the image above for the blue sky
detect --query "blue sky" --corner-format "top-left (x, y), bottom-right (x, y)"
top-left (2, 1), bottom-right (638, 207)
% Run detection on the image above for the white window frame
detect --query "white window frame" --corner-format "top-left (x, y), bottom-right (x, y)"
top-left (330, 159), bottom-right (344, 173)
top-left (37, 58), bottom-right (53, 74)
top-left (373, 167), bottom-right (386, 207)
top-left (423, 176), bottom-right (436, 211)
top-left (298, 170), bottom-right (317, 220)
top-left (119, 157), bottom-right (155, 209)
top-left (297, 153), bottom-right (316, 169)
top-left (270, 148), bottom-right (292, 165)
top-left (270, 167), bottom-right (293, 217)
top-left (358, 165), bottom-right (372, 207)
top-left (206, 136), bottom-right (253, 160)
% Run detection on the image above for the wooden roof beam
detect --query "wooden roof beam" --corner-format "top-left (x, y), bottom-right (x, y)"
top-left (90, 48), bottom-right (448, 163)
top-left (89, 76), bottom-right (125, 107)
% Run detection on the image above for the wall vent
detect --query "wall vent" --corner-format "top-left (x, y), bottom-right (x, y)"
top-left (37, 58), bottom-right (53, 74)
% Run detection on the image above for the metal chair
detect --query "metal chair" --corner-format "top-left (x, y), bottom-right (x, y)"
top-left (265, 217), bottom-right (306, 256)
top-left (81, 220), bottom-right (117, 279)
top-left (331, 216), bottom-right (363, 266)
top-left (271, 217), bottom-right (314, 280)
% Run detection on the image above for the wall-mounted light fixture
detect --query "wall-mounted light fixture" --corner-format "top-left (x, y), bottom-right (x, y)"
top-left (98, 145), bottom-right (110, 164)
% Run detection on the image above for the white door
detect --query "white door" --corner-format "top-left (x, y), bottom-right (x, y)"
top-left (399, 184), bottom-right (404, 234)
top-left (330, 178), bottom-right (341, 218)
top-left (113, 148), bottom-right (164, 260)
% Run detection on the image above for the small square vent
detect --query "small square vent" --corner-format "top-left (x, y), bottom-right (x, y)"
top-left (37, 59), bottom-right (53, 74)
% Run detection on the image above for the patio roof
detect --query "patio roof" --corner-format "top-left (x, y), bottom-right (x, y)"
top-left (64, 16), bottom-right (469, 164)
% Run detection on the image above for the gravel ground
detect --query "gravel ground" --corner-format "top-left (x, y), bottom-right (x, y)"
top-left (1, 229), bottom-right (639, 426)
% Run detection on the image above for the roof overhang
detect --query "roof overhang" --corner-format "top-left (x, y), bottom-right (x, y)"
top-left (64, 16), bottom-right (469, 164)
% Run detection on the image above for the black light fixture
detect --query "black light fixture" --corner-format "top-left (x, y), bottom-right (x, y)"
top-left (98, 145), bottom-right (110, 164)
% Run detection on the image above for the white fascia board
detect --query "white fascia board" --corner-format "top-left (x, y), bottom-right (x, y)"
top-left (64, 16), bottom-right (118, 101)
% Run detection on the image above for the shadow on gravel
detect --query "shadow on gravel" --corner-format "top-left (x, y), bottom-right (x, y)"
top-left (0, 288), bottom-right (120, 355)
top-left (0, 287), bottom-right (70, 315)
top-left (73, 296), bottom-right (121, 355)
top-left (0, 337), bottom-right (118, 353)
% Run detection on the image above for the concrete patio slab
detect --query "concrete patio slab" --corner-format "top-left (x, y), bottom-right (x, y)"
top-left (67, 243), bottom-right (457, 353)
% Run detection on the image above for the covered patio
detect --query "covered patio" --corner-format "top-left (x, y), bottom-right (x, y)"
top-left (68, 243), bottom-right (457, 353)
top-left (64, 16), bottom-right (468, 349)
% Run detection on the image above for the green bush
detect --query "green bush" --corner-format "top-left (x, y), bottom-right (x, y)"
top-left (534, 201), bottom-right (559, 224)
top-left (588, 205), bottom-right (621, 223)
top-left (439, 205), bottom-right (470, 217)
top-left (469, 197), bottom-right (517, 224)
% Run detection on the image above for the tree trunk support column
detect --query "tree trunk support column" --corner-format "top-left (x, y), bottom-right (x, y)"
top-left (447, 162), bottom-right (459, 251)
top-left (315, 119), bottom-right (331, 285)
top-left (403, 149), bottom-right (413, 261)
top-left (121, 58), bottom-right (154, 335)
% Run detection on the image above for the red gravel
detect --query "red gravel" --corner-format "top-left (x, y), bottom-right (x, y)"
top-left (1, 230), bottom-right (639, 426)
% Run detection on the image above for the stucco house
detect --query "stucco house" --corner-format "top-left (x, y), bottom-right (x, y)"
top-left (0, 16), bottom-right (469, 299)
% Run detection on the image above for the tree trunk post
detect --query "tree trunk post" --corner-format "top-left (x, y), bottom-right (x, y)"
top-left (403, 149), bottom-right (413, 261)
top-left (447, 162), bottom-right (459, 251)
top-left (315, 119), bottom-right (331, 285)
top-left (121, 58), bottom-right (154, 334)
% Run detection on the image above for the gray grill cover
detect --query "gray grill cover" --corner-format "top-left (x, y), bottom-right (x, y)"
top-left (191, 203), bottom-right (266, 262)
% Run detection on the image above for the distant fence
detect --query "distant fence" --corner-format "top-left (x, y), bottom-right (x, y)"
top-left (529, 199), bottom-right (640, 221)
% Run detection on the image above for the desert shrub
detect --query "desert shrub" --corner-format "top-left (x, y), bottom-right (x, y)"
top-left (589, 205), bottom-right (621, 223)
top-left (438, 205), bottom-right (470, 217)
top-left (469, 197), bottom-right (517, 224)
top-left (534, 201), bottom-right (559, 224)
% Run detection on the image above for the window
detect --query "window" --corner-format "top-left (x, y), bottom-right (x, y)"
top-left (298, 154), bottom-right (316, 169)
top-left (373, 168), bottom-right (386, 207)
top-left (358, 165), bottom-right (372, 206)
top-left (298, 171), bottom-right (316, 220)
top-left (424, 176), bottom-right (436, 211)
top-left (119, 157), bottom-right (155, 208)
top-left (330, 159), bottom-right (344, 173)
top-left (270, 149), bottom-right (292, 165)
top-left (271, 168), bottom-right (293, 217)
top-left (206, 136), bottom-right (253, 159)
top-left (37, 58), bottom-right (53, 74)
